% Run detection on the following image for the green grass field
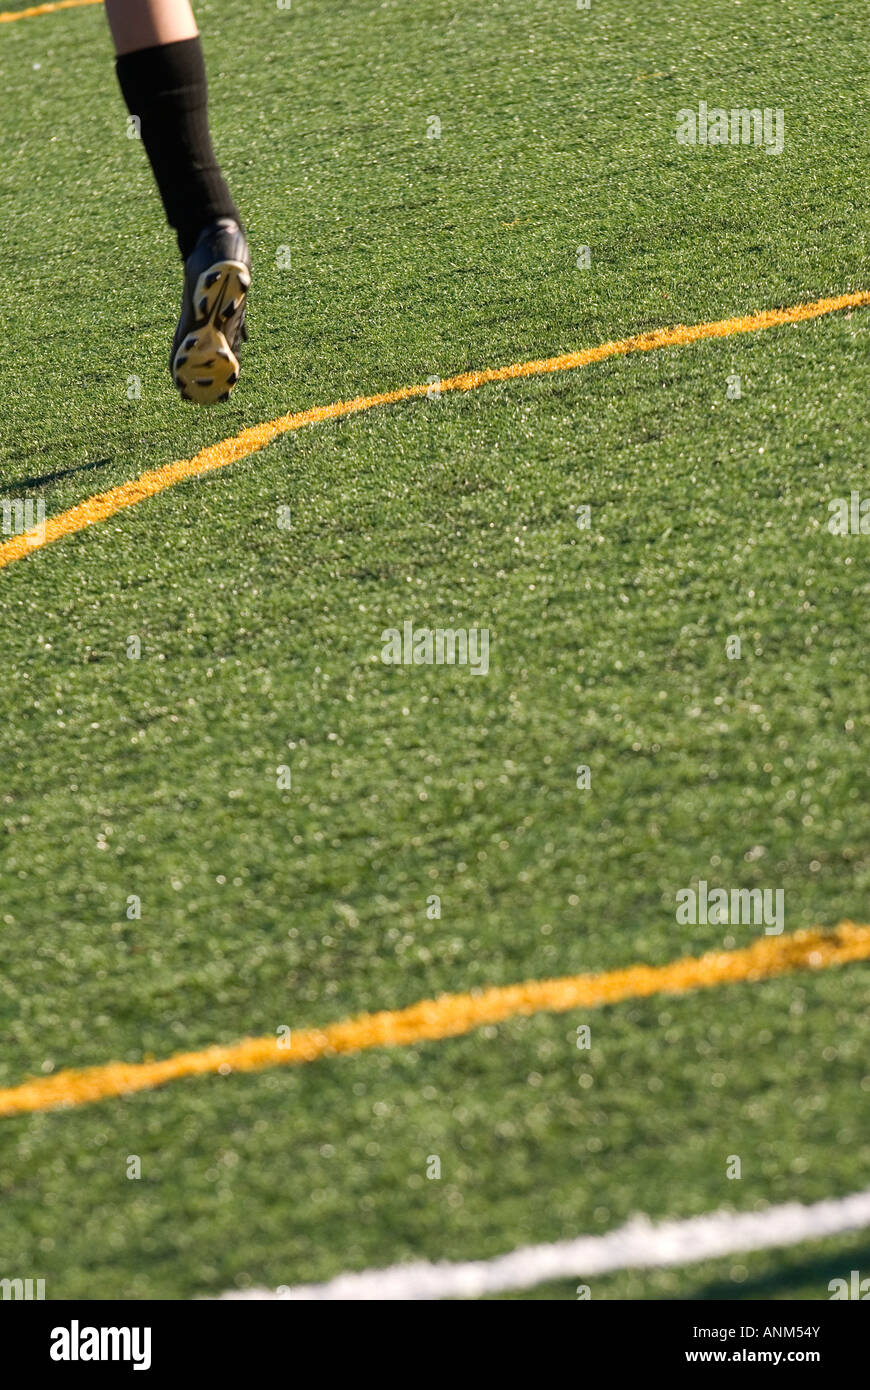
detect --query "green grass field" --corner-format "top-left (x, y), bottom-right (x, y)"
top-left (0, 0), bottom-right (868, 1300)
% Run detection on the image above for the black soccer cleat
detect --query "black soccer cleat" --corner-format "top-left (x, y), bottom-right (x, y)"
top-left (171, 218), bottom-right (251, 405)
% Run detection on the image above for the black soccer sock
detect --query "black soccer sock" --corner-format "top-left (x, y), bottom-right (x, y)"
top-left (115, 36), bottom-right (241, 260)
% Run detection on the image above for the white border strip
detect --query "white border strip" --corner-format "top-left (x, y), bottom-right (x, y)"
top-left (219, 1188), bottom-right (870, 1300)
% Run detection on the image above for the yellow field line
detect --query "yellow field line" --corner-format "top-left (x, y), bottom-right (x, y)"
top-left (2, 922), bottom-right (868, 1118)
top-left (0, 0), bottom-right (99, 23)
top-left (1, 290), bottom-right (867, 574)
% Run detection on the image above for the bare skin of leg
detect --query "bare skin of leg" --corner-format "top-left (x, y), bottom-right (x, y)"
top-left (104, 0), bottom-right (199, 56)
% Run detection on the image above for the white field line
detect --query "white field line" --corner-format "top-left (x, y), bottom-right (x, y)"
top-left (219, 1189), bottom-right (870, 1300)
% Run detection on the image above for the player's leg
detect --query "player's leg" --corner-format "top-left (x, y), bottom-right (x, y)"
top-left (105, 0), bottom-right (199, 56)
top-left (105, 0), bottom-right (251, 405)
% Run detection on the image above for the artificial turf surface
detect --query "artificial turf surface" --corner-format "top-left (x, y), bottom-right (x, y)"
top-left (0, 0), bottom-right (867, 1299)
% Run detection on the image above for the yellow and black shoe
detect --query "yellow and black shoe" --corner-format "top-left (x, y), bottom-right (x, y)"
top-left (171, 218), bottom-right (251, 404)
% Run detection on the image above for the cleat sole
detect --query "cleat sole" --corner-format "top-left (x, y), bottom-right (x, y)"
top-left (172, 258), bottom-right (248, 405)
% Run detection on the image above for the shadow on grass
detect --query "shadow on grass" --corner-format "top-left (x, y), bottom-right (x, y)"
top-left (688, 1241), bottom-right (870, 1301)
top-left (0, 458), bottom-right (112, 493)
